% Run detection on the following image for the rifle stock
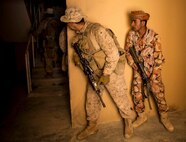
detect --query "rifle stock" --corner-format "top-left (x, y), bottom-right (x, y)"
top-left (129, 46), bottom-right (152, 109)
top-left (72, 42), bottom-right (106, 108)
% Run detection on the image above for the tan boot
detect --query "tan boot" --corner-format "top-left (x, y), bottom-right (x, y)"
top-left (124, 119), bottom-right (133, 139)
top-left (133, 112), bottom-right (148, 128)
top-left (160, 112), bottom-right (174, 132)
top-left (77, 121), bottom-right (98, 140)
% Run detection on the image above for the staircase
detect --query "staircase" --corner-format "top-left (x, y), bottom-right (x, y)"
top-left (30, 68), bottom-right (68, 98)
top-left (23, 0), bottom-right (68, 97)
top-left (29, 48), bottom-right (69, 98)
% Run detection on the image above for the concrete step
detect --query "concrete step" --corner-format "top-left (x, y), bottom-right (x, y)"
top-left (29, 83), bottom-right (69, 97)
top-left (32, 76), bottom-right (68, 87)
top-left (31, 67), bottom-right (63, 79)
top-left (31, 66), bottom-right (68, 87)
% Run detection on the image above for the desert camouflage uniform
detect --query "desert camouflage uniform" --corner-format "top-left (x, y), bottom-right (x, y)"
top-left (37, 17), bottom-right (60, 75)
top-left (72, 21), bottom-right (134, 122)
top-left (125, 29), bottom-right (169, 113)
top-left (59, 26), bottom-right (68, 72)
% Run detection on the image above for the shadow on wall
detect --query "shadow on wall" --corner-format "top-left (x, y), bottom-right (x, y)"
top-left (0, 39), bottom-right (27, 125)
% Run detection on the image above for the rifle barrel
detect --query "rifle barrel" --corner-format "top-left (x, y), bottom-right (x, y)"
top-left (73, 42), bottom-right (106, 108)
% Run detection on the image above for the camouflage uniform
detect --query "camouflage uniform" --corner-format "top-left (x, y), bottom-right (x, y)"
top-left (37, 16), bottom-right (60, 75)
top-left (125, 10), bottom-right (174, 133)
top-left (59, 26), bottom-right (68, 72)
top-left (60, 7), bottom-right (135, 139)
top-left (72, 21), bottom-right (134, 121)
top-left (125, 25), bottom-right (168, 114)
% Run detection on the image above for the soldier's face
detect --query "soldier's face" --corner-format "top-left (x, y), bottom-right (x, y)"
top-left (131, 19), bottom-right (142, 31)
top-left (68, 22), bottom-right (85, 32)
top-left (67, 22), bottom-right (79, 31)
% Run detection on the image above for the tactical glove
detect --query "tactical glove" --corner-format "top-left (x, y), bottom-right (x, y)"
top-left (73, 53), bottom-right (80, 66)
top-left (73, 53), bottom-right (83, 70)
top-left (98, 75), bottom-right (110, 85)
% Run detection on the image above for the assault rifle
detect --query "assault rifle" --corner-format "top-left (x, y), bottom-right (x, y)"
top-left (129, 46), bottom-right (152, 109)
top-left (72, 42), bottom-right (106, 108)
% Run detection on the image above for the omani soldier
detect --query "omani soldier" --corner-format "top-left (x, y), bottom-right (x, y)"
top-left (124, 10), bottom-right (174, 132)
top-left (60, 7), bottom-right (135, 140)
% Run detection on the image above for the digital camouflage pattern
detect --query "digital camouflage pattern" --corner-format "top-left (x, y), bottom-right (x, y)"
top-left (125, 29), bottom-right (168, 113)
top-left (59, 26), bottom-right (68, 72)
top-left (37, 17), bottom-right (60, 75)
top-left (72, 21), bottom-right (135, 121)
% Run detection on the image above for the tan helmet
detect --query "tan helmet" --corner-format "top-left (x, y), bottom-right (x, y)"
top-left (130, 10), bottom-right (150, 21)
top-left (45, 8), bottom-right (54, 14)
top-left (60, 7), bottom-right (85, 23)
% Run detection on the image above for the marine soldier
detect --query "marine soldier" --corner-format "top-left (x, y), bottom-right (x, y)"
top-left (60, 7), bottom-right (135, 140)
top-left (37, 8), bottom-right (61, 77)
top-left (59, 26), bottom-right (68, 72)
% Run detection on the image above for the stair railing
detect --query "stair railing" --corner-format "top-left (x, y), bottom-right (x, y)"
top-left (24, 1), bottom-right (41, 95)
top-left (25, 35), bottom-right (36, 94)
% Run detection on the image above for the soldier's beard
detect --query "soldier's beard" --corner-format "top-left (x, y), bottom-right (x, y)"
top-left (132, 27), bottom-right (137, 31)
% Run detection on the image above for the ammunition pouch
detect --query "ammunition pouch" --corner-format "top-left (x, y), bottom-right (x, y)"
top-left (88, 59), bottom-right (103, 77)
top-left (114, 62), bottom-right (125, 75)
top-left (89, 50), bottom-right (125, 76)
top-left (114, 51), bottom-right (125, 75)
top-left (118, 53), bottom-right (125, 63)
top-left (84, 50), bottom-right (105, 77)
top-left (93, 50), bottom-right (106, 69)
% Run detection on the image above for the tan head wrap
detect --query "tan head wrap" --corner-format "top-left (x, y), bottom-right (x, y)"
top-left (130, 10), bottom-right (150, 21)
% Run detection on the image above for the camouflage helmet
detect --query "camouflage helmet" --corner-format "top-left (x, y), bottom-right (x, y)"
top-left (60, 7), bottom-right (85, 23)
top-left (45, 8), bottom-right (54, 14)
top-left (130, 10), bottom-right (150, 21)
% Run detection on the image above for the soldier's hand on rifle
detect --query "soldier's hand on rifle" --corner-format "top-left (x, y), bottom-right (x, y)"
top-left (73, 53), bottom-right (79, 65)
top-left (73, 53), bottom-right (83, 70)
top-left (132, 63), bottom-right (138, 71)
top-left (98, 74), bottom-right (110, 85)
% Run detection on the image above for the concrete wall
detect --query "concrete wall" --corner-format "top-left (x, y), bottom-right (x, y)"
top-left (0, 0), bottom-right (31, 42)
top-left (66, 0), bottom-right (186, 128)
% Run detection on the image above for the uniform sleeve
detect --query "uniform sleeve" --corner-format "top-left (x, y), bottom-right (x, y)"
top-left (124, 31), bottom-right (136, 68)
top-left (153, 34), bottom-right (165, 71)
top-left (94, 26), bottom-right (119, 75)
top-left (59, 27), bottom-right (67, 53)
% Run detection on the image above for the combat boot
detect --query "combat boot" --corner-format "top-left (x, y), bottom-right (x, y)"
top-left (132, 112), bottom-right (148, 128)
top-left (160, 112), bottom-right (174, 132)
top-left (77, 121), bottom-right (98, 140)
top-left (124, 118), bottom-right (133, 139)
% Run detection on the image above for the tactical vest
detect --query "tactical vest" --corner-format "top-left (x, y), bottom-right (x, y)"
top-left (76, 23), bottom-right (125, 75)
